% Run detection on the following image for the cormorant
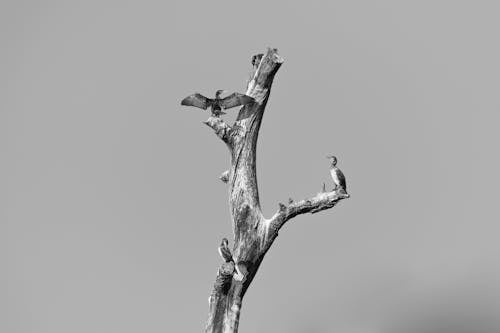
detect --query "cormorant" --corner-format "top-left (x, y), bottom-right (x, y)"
top-left (180, 90), bottom-right (254, 117)
top-left (218, 238), bottom-right (233, 263)
top-left (327, 155), bottom-right (347, 191)
top-left (251, 53), bottom-right (264, 67)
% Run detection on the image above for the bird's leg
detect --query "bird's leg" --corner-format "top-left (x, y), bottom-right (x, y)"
top-left (212, 110), bottom-right (226, 118)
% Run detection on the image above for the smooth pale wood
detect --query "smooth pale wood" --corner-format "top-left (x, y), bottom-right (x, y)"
top-left (203, 48), bottom-right (349, 333)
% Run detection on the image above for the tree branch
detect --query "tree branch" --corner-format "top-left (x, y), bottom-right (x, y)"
top-left (206, 261), bottom-right (235, 333)
top-left (203, 116), bottom-right (233, 147)
top-left (186, 48), bottom-right (350, 333)
top-left (266, 189), bottom-right (350, 245)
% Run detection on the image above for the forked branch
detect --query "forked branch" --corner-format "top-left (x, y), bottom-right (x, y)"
top-left (181, 48), bottom-right (350, 333)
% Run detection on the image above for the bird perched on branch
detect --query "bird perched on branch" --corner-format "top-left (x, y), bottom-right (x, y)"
top-left (181, 90), bottom-right (255, 117)
top-left (251, 53), bottom-right (264, 67)
top-left (327, 155), bottom-right (347, 192)
top-left (218, 238), bottom-right (233, 263)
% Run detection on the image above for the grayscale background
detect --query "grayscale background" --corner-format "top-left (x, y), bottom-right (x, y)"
top-left (3, 1), bottom-right (500, 332)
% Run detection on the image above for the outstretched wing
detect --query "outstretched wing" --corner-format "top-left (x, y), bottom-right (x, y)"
top-left (219, 93), bottom-right (255, 109)
top-left (181, 93), bottom-right (212, 110)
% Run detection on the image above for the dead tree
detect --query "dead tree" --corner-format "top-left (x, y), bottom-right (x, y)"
top-left (184, 48), bottom-right (350, 333)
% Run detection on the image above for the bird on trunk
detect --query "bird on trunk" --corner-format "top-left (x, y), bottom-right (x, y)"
top-left (180, 90), bottom-right (255, 117)
top-left (218, 238), bottom-right (233, 263)
top-left (327, 155), bottom-right (347, 192)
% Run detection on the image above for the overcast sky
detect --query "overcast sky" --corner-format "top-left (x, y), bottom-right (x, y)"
top-left (3, 1), bottom-right (500, 332)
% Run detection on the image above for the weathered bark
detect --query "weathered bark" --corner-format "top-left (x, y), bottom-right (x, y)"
top-left (199, 48), bottom-right (349, 333)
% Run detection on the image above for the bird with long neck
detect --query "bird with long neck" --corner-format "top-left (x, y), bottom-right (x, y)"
top-left (180, 89), bottom-right (255, 117)
top-left (218, 238), bottom-right (233, 263)
top-left (327, 155), bottom-right (347, 192)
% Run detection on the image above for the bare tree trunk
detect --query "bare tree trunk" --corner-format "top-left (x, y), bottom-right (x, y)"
top-left (197, 48), bottom-right (349, 333)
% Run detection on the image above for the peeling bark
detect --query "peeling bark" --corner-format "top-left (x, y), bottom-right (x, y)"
top-left (195, 48), bottom-right (349, 333)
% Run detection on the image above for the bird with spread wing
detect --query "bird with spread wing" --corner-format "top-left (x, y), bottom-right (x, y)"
top-left (180, 90), bottom-right (255, 117)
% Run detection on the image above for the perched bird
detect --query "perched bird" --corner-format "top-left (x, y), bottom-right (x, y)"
top-left (251, 53), bottom-right (264, 67)
top-left (180, 90), bottom-right (255, 117)
top-left (327, 155), bottom-right (347, 192)
top-left (218, 238), bottom-right (233, 263)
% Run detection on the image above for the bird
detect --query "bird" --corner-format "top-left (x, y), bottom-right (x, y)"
top-left (251, 53), bottom-right (263, 67)
top-left (180, 90), bottom-right (255, 117)
top-left (218, 238), bottom-right (233, 263)
top-left (327, 155), bottom-right (347, 192)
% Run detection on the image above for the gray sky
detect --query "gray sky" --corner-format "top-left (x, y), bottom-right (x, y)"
top-left (3, 0), bottom-right (500, 332)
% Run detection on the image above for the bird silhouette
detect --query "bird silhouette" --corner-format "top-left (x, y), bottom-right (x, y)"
top-left (327, 155), bottom-right (347, 192)
top-left (181, 90), bottom-right (255, 117)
